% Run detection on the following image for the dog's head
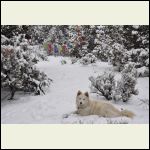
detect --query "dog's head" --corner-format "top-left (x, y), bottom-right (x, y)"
top-left (76, 90), bottom-right (90, 109)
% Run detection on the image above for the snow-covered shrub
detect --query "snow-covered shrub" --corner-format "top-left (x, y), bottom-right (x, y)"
top-left (125, 48), bottom-right (141, 66)
top-left (30, 45), bottom-right (48, 62)
top-left (21, 67), bottom-right (52, 95)
top-left (1, 35), bottom-right (52, 100)
top-left (89, 72), bottom-right (115, 100)
top-left (79, 45), bottom-right (89, 57)
top-left (108, 43), bottom-right (127, 71)
top-left (71, 57), bottom-right (79, 64)
top-left (112, 73), bottom-right (138, 102)
top-left (89, 68), bottom-right (138, 102)
top-left (121, 62), bottom-right (138, 78)
top-left (125, 48), bottom-right (149, 77)
top-left (126, 48), bottom-right (149, 67)
top-left (80, 53), bottom-right (97, 65)
top-left (112, 65), bottom-right (138, 102)
top-left (92, 43), bottom-right (109, 62)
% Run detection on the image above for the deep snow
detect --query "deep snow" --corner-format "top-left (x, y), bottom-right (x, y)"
top-left (1, 56), bottom-right (149, 124)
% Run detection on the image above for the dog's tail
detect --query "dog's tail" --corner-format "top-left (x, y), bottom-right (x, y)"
top-left (121, 109), bottom-right (135, 118)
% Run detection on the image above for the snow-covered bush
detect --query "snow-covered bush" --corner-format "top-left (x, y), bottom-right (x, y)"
top-left (112, 64), bottom-right (138, 102)
top-left (124, 48), bottom-right (149, 77)
top-left (126, 48), bottom-right (149, 68)
top-left (30, 45), bottom-right (48, 62)
top-left (92, 44), bottom-right (109, 62)
top-left (112, 73), bottom-right (138, 102)
top-left (89, 72), bottom-right (115, 100)
top-left (89, 68), bottom-right (138, 102)
top-left (108, 43), bottom-right (127, 71)
top-left (80, 53), bottom-right (97, 65)
top-left (137, 48), bottom-right (149, 77)
top-left (1, 35), bottom-right (52, 100)
top-left (121, 62), bottom-right (138, 78)
top-left (79, 45), bottom-right (89, 57)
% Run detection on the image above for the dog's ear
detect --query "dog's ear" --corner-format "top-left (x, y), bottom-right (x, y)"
top-left (77, 90), bottom-right (82, 96)
top-left (84, 92), bottom-right (89, 97)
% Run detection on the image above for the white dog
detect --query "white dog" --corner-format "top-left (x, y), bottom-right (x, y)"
top-left (74, 90), bottom-right (135, 118)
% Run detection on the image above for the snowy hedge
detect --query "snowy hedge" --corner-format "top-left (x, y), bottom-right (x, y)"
top-left (89, 69), bottom-right (138, 102)
top-left (80, 53), bottom-right (97, 65)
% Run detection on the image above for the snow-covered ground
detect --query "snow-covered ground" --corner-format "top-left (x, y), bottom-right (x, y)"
top-left (1, 56), bottom-right (149, 124)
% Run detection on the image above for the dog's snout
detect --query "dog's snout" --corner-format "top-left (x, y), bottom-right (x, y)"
top-left (80, 102), bottom-right (82, 105)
